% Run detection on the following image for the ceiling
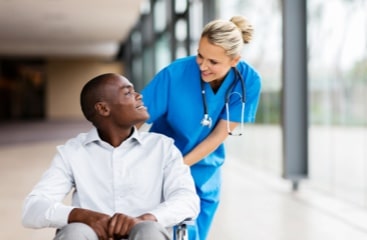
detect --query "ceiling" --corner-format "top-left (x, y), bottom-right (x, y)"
top-left (0, 0), bottom-right (145, 60)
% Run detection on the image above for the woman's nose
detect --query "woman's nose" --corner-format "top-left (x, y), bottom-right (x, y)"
top-left (198, 61), bottom-right (208, 71)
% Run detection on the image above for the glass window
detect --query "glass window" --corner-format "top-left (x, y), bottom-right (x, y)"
top-left (154, 0), bottom-right (167, 32)
top-left (175, 43), bottom-right (187, 59)
top-left (140, 0), bottom-right (151, 14)
top-left (189, 1), bottom-right (203, 54)
top-left (308, 0), bottom-right (367, 207)
top-left (155, 33), bottom-right (171, 72)
top-left (175, 19), bottom-right (187, 41)
top-left (142, 47), bottom-right (155, 87)
top-left (131, 31), bottom-right (142, 53)
top-left (218, 0), bottom-right (283, 175)
top-left (175, 0), bottom-right (187, 13)
top-left (132, 57), bottom-right (143, 89)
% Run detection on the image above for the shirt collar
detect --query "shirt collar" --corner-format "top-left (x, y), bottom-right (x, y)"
top-left (83, 126), bottom-right (143, 146)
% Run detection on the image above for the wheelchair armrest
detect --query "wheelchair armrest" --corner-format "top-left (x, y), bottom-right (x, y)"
top-left (177, 218), bottom-right (195, 228)
top-left (175, 218), bottom-right (194, 240)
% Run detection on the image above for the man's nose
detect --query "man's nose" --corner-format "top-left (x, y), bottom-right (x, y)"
top-left (135, 92), bottom-right (142, 99)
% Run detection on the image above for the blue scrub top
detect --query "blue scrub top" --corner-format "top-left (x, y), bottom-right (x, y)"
top-left (141, 56), bottom-right (261, 168)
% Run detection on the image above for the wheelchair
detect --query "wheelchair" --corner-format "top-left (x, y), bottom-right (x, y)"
top-left (174, 218), bottom-right (194, 240)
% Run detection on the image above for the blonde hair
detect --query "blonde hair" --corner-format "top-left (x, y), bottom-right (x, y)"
top-left (201, 16), bottom-right (254, 58)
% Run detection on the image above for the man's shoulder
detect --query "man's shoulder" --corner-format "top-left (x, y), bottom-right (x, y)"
top-left (138, 131), bottom-right (174, 145)
top-left (57, 132), bottom-right (89, 152)
top-left (137, 132), bottom-right (181, 160)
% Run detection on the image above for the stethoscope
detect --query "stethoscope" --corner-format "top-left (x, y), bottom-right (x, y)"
top-left (201, 67), bottom-right (246, 136)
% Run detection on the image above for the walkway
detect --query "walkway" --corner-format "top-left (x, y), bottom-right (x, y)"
top-left (1, 120), bottom-right (367, 239)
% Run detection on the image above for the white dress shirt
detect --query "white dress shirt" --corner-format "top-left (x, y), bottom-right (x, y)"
top-left (22, 127), bottom-right (199, 230)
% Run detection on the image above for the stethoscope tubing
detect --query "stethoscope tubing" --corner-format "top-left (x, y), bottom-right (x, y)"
top-left (201, 67), bottom-right (246, 134)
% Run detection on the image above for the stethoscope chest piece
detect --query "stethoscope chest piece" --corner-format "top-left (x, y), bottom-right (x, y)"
top-left (201, 114), bottom-right (212, 128)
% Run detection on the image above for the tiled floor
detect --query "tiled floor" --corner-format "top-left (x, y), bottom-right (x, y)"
top-left (1, 120), bottom-right (367, 239)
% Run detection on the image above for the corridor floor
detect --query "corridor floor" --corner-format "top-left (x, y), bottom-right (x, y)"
top-left (1, 120), bottom-right (367, 239)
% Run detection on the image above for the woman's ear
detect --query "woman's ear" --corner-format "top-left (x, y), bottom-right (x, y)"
top-left (231, 55), bottom-right (241, 67)
top-left (95, 102), bottom-right (110, 117)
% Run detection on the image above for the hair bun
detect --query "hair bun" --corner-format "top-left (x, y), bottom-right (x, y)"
top-left (230, 16), bottom-right (254, 44)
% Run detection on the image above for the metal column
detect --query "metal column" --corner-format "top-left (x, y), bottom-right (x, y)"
top-left (282, 0), bottom-right (308, 190)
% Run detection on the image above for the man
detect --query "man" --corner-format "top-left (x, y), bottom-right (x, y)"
top-left (22, 73), bottom-right (200, 240)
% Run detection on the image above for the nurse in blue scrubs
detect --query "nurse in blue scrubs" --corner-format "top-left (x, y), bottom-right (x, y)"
top-left (140, 16), bottom-right (261, 240)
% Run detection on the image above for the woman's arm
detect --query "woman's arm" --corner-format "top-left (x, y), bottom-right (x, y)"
top-left (183, 119), bottom-right (238, 166)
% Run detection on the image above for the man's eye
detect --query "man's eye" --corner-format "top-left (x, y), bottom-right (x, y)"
top-left (210, 60), bottom-right (218, 65)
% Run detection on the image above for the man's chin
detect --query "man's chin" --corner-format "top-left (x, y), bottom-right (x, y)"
top-left (135, 116), bottom-right (149, 125)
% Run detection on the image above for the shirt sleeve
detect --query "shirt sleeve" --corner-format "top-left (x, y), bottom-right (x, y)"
top-left (222, 64), bottom-right (261, 123)
top-left (147, 142), bottom-right (200, 227)
top-left (22, 151), bottom-right (75, 229)
top-left (243, 67), bottom-right (262, 123)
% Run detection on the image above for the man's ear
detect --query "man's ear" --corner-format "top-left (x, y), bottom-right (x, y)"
top-left (95, 102), bottom-right (110, 117)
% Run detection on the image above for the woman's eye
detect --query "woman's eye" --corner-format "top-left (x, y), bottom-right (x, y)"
top-left (210, 60), bottom-right (218, 65)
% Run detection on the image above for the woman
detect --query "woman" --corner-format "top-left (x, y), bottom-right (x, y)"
top-left (140, 16), bottom-right (261, 240)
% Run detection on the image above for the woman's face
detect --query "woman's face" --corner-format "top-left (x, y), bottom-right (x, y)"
top-left (196, 36), bottom-right (239, 83)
